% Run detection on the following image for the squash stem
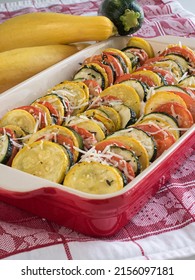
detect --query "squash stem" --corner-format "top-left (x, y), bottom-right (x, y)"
top-left (119, 9), bottom-right (140, 32)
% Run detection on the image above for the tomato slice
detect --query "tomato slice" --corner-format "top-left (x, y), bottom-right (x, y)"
top-left (125, 47), bottom-right (148, 65)
top-left (38, 101), bottom-right (61, 125)
top-left (107, 154), bottom-right (135, 183)
top-left (154, 102), bottom-right (194, 130)
top-left (91, 60), bottom-right (114, 86)
top-left (102, 52), bottom-right (124, 78)
top-left (83, 54), bottom-right (103, 64)
top-left (137, 65), bottom-right (176, 85)
top-left (160, 46), bottom-right (195, 67)
top-left (95, 139), bottom-right (135, 182)
top-left (182, 87), bottom-right (195, 97)
top-left (83, 80), bottom-right (102, 100)
top-left (134, 123), bottom-right (176, 158)
top-left (115, 72), bottom-right (158, 89)
top-left (144, 56), bottom-right (166, 65)
top-left (165, 91), bottom-right (195, 122)
top-left (70, 125), bottom-right (97, 150)
top-left (16, 105), bottom-right (47, 129)
top-left (0, 127), bottom-right (19, 166)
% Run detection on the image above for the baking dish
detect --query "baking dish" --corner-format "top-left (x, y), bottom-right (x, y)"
top-left (0, 36), bottom-right (194, 237)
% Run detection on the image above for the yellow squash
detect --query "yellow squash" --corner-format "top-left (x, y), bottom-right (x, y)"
top-left (0, 44), bottom-right (81, 94)
top-left (0, 12), bottom-right (117, 52)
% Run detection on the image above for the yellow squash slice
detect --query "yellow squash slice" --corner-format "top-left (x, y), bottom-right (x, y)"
top-left (127, 37), bottom-right (155, 58)
top-left (103, 47), bottom-right (133, 73)
top-left (27, 125), bottom-right (81, 162)
top-left (98, 105), bottom-right (122, 131)
top-left (12, 140), bottom-right (69, 183)
top-left (63, 161), bottom-right (124, 195)
top-left (131, 70), bottom-right (162, 86)
top-left (100, 84), bottom-right (141, 117)
top-left (48, 80), bottom-right (89, 115)
top-left (83, 108), bottom-right (116, 134)
top-left (144, 91), bottom-right (187, 115)
top-left (0, 109), bottom-right (37, 134)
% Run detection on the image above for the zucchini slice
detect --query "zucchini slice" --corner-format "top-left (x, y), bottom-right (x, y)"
top-left (141, 112), bottom-right (180, 140)
top-left (111, 103), bottom-right (137, 128)
top-left (0, 109), bottom-right (37, 134)
top-left (119, 78), bottom-right (148, 101)
top-left (63, 161), bottom-right (124, 195)
top-left (73, 63), bottom-right (109, 90)
top-left (102, 135), bottom-right (149, 171)
top-left (110, 127), bottom-right (157, 162)
top-left (135, 122), bottom-right (176, 158)
top-left (121, 47), bottom-right (139, 70)
top-left (12, 140), bottom-right (69, 183)
top-left (82, 109), bottom-right (116, 134)
top-left (100, 84), bottom-right (141, 117)
top-left (165, 54), bottom-right (189, 73)
top-left (98, 105), bottom-right (122, 131)
top-left (152, 59), bottom-right (184, 79)
top-left (0, 133), bottom-right (12, 164)
top-left (108, 145), bottom-right (141, 176)
top-left (154, 85), bottom-right (189, 94)
top-left (178, 75), bottom-right (195, 88)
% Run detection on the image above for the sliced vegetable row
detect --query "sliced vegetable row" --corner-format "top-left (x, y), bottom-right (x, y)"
top-left (0, 37), bottom-right (194, 195)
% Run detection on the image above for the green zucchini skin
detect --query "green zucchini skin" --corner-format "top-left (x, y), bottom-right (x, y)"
top-left (0, 133), bottom-right (13, 164)
top-left (98, 0), bottom-right (144, 36)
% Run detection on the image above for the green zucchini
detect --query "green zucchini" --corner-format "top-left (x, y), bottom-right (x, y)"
top-left (111, 127), bottom-right (157, 162)
top-left (154, 85), bottom-right (189, 94)
top-left (111, 103), bottom-right (137, 128)
top-left (152, 59), bottom-right (184, 79)
top-left (0, 133), bottom-right (12, 164)
top-left (119, 78), bottom-right (148, 101)
top-left (73, 63), bottom-right (108, 90)
top-left (98, 0), bottom-right (144, 36)
top-left (141, 112), bottom-right (180, 140)
top-left (164, 54), bottom-right (189, 73)
top-left (121, 46), bottom-right (139, 69)
top-left (109, 145), bottom-right (141, 175)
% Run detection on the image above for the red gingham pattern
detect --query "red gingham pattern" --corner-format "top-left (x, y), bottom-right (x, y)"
top-left (0, 0), bottom-right (195, 259)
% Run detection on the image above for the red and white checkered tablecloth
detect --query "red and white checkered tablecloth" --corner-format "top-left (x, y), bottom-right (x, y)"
top-left (0, 0), bottom-right (195, 260)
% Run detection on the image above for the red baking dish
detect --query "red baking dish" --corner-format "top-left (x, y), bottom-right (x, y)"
top-left (0, 36), bottom-right (194, 237)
